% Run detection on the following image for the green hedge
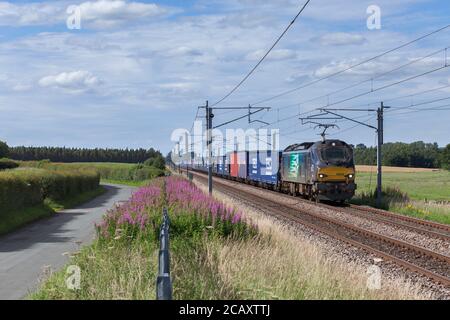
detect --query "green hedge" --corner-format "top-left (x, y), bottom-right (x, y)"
top-left (95, 165), bottom-right (164, 181)
top-left (0, 168), bottom-right (100, 215)
top-left (0, 158), bottom-right (19, 170)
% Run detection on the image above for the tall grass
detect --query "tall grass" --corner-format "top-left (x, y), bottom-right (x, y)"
top-left (32, 177), bottom-right (254, 300)
top-left (32, 176), bottom-right (429, 300)
top-left (201, 182), bottom-right (432, 300)
top-left (351, 186), bottom-right (450, 225)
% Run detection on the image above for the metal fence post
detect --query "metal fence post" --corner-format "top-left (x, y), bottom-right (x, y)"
top-left (156, 208), bottom-right (172, 300)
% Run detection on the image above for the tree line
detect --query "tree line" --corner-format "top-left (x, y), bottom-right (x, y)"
top-left (353, 141), bottom-right (450, 169)
top-left (0, 141), bottom-right (165, 169)
top-left (2, 140), bottom-right (448, 169)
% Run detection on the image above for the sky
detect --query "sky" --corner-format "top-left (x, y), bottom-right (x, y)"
top-left (0, 0), bottom-right (449, 154)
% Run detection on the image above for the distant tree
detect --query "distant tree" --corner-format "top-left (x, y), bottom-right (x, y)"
top-left (8, 146), bottom-right (164, 164)
top-left (0, 140), bottom-right (9, 158)
top-left (441, 144), bottom-right (450, 170)
top-left (353, 141), bottom-right (444, 168)
top-left (144, 153), bottom-right (166, 170)
top-left (356, 143), bottom-right (367, 149)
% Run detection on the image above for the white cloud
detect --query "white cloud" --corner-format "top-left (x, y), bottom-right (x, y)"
top-left (314, 54), bottom-right (446, 79)
top-left (164, 46), bottom-right (203, 57)
top-left (159, 82), bottom-right (198, 95)
top-left (78, 0), bottom-right (170, 28)
top-left (39, 71), bottom-right (100, 93)
top-left (0, 1), bottom-right (173, 28)
top-left (0, 1), bottom-right (62, 26)
top-left (1, 0), bottom-right (448, 150)
top-left (316, 33), bottom-right (366, 46)
top-left (246, 49), bottom-right (297, 61)
top-left (12, 83), bottom-right (32, 92)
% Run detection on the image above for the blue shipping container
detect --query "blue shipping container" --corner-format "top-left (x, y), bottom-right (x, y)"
top-left (248, 150), bottom-right (280, 185)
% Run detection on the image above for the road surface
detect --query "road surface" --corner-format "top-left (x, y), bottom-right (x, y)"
top-left (0, 183), bottom-right (136, 300)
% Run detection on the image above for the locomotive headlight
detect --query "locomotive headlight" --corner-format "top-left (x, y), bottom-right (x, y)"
top-left (348, 174), bottom-right (354, 179)
top-left (319, 174), bottom-right (325, 178)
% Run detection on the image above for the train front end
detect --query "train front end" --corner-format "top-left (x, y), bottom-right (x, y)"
top-left (312, 140), bottom-right (356, 202)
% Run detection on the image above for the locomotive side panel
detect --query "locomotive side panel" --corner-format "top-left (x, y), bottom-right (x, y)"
top-left (281, 150), bottom-right (309, 184)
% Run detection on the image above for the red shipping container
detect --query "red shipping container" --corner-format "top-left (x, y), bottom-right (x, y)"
top-left (230, 151), bottom-right (239, 177)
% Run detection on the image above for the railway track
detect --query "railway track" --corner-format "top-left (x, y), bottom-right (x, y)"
top-left (188, 171), bottom-right (450, 287)
top-left (296, 197), bottom-right (450, 242)
top-left (348, 204), bottom-right (450, 236)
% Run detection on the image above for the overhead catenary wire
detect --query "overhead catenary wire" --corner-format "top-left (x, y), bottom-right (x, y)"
top-left (184, 22), bottom-right (450, 156)
top-left (210, 0), bottom-right (311, 107)
top-left (262, 48), bottom-right (447, 119)
top-left (257, 65), bottom-right (449, 130)
top-left (386, 95), bottom-right (450, 113)
top-left (251, 24), bottom-right (450, 107)
top-left (349, 83), bottom-right (450, 109)
top-left (273, 46), bottom-right (449, 113)
top-left (387, 102), bottom-right (450, 116)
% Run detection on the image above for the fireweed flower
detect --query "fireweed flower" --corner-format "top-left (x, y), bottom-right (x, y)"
top-left (165, 176), bottom-right (252, 229)
top-left (96, 176), bottom-right (256, 240)
top-left (96, 184), bottom-right (162, 239)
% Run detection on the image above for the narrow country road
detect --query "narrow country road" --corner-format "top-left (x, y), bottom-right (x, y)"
top-left (0, 183), bottom-right (136, 300)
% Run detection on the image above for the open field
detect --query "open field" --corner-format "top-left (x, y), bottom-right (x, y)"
top-left (356, 165), bottom-right (441, 173)
top-left (354, 170), bottom-right (449, 201)
top-left (17, 161), bottom-right (164, 182)
top-left (353, 168), bottom-right (449, 224)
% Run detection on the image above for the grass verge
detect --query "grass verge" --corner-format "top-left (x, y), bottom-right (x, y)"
top-left (0, 204), bottom-right (54, 236)
top-left (350, 186), bottom-right (450, 225)
top-left (45, 186), bottom-right (106, 211)
top-left (32, 176), bottom-right (430, 300)
top-left (194, 181), bottom-right (430, 300)
top-left (101, 179), bottom-right (150, 187)
top-left (390, 201), bottom-right (450, 225)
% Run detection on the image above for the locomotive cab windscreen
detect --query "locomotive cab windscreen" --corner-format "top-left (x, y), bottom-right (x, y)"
top-left (317, 141), bottom-right (354, 167)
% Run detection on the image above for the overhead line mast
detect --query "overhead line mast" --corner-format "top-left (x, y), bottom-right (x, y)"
top-left (301, 103), bottom-right (390, 207)
top-left (200, 101), bottom-right (270, 194)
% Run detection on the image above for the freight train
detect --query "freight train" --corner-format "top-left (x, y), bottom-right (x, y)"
top-left (179, 139), bottom-right (356, 203)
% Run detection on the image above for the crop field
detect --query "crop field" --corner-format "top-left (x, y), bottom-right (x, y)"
top-left (353, 166), bottom-right (449, 224)
top-left (356, 165), bottom-right (440, 173)
top-left (17, 161), bottom-right (165, 184)
top-left (355, 167), bottom-right (449, 201)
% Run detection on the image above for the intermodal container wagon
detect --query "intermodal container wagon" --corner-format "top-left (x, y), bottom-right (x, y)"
top-left (230, 152), bottom-right (238, 177)
top-left (224, 154), bottom-right (230, 177)
top-left (248, 150), bottom-right (280, 185)
top-left (229, 151), bottom-right (248, 178)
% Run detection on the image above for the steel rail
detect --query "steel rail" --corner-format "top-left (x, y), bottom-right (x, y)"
top-left (290, 199), bottom-right (450, 241)
top-left (189, 171), bottom-right (450, 287)
top-left (349, 204), bottom-right (450, 233)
